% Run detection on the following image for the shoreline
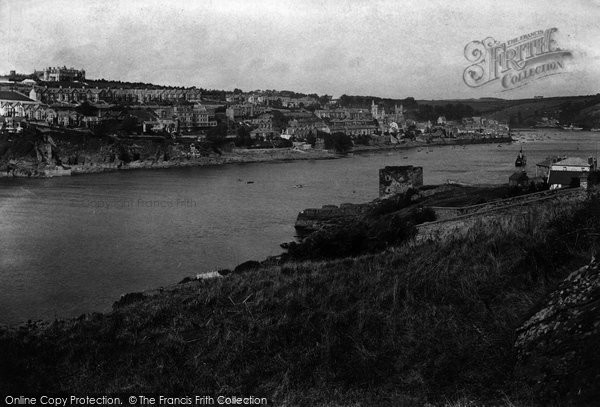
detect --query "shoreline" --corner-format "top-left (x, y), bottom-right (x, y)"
top-left (0, 136), bottom-right (513, 178)
top-left (350, 135), bottom-right (513, 154)
top-left (0, 148), bottom-right (339, 178)
top-left (70, 148), bottom-right (339, 175)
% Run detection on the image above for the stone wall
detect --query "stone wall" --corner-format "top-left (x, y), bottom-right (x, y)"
top-left (379, 166), bottom-right (423, 198)
top-left (416, 188), bottom-right (587, 242)
top-left (429, 188), bottom-right (586, 221)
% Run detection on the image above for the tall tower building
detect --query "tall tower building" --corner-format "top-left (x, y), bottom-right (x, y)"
top-left (371, 100), bottom-right (378, 119)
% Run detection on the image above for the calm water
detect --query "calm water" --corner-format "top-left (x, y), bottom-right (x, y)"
top-left (1, 130), bottom-right (599, 325)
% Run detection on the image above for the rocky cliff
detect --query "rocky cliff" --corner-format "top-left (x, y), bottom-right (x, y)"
top-left (515, 258), bottom-right (600, 405)
top-left (0, 126), bottom-right (207, 177)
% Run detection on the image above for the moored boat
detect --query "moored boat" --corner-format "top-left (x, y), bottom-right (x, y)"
top-left (562, 124), bottom-right (583, 131)
top-left (515, 146), bottom-right (526, 167)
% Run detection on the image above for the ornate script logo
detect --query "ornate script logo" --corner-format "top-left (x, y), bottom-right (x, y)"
top-left (463, 28), bottom-right (572, 91)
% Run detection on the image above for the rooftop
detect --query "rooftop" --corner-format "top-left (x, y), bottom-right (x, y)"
top-left (0, 90), bottom-right (37, 103)
top-left (553, 157), bottom-right (591, 167)
top-left (536, 155), bottom-right (567, 167)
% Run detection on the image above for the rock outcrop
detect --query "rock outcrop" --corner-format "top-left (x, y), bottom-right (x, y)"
top-left (515, 258), bottom-right (600, 405)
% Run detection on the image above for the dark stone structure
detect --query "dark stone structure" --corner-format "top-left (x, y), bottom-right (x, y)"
top-left (509, 171), bottom-right (529, 187)
top-left (295, 203), bottom-right (371, 233)
top-left (379, 166), bottom-right (423, 198)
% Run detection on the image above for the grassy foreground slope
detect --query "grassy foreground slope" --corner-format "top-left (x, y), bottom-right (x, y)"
top-left (1, 197), bottom-right (599, 406)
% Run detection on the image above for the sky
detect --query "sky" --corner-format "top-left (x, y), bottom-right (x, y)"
top-left (1, 0), bottom-right (599, 99)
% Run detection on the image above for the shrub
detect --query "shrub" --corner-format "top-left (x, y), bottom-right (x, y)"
top-left (323, 132), bottom-right (353, 152)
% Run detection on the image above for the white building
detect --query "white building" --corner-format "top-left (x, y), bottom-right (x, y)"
top-left (547, 157), bottom-right (592, 189)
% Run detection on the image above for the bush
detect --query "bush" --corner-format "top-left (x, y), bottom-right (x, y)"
top-left (324, 132), bottom-right (353, 152)
top-left (354, 134), bottom-right (371, 146)
top-left (117, 146), bottom-right (131, 163)
top-left (368, 190), bottom-right (417, 217)
top-left (284, 199), bottom-right (433, 261)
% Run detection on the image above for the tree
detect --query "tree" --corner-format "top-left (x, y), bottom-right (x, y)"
top-left (206, 121), bottom-right (227, 144)
top-left (270, 110), bottom-right (289, 131)
top-left (75, 102), bottom-right (98, 117)
top-left (235, 126), bottom-right (252, 147)
top-left (324, 132), bottom-right (353, 152)
top-left (273, 138), bottom-right (293, 148)
top-left (120, 116), bottom-right (139, 134)
top-left (306, 131), bottom-right (317, 147)
top-left (318, 94), bottom-right (332, 106)
top-left (354, 134), bottom-right (371, 145)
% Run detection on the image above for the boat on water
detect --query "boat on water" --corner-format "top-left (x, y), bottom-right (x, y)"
top-left (562, 124), bottom-right (583, 131)
top-left (515, 147), bottom-right (526, 167)
top-left (591, 128), bottom-right (600, 132)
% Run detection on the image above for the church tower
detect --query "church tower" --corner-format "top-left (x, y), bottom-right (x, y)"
top-left (394, 104), bottom-right (404, 122)
top-left (371, 100), bottom-right (378, 119)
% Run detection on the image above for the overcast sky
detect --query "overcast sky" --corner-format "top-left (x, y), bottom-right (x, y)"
top-left (1, 0), bottom-right (599, 99)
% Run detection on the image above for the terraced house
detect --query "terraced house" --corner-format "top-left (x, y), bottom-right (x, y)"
top-left (35, 85), bottom-right (202, 105)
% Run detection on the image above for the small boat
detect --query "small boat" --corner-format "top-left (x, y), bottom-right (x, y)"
top-left (562, 124), bottom-right (583, 131)
top-left (515, 146), bottom-right (526, 167)
top-left (590, 128), bottom-right (600, 132)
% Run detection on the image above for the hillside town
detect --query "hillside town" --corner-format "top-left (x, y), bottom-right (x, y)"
top-left (0, 66), bottom-right (513, 152)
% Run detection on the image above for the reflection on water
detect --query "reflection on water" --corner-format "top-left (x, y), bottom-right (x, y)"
top-left (0, 130), bottom-right (598, 324)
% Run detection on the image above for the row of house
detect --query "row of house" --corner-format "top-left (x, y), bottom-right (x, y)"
top-left (0, 90), bottom-right (217, 133)
top-left (280, 118), bottom-right (329, 140)
top-left (226, 93), bottom-right (318, 108)
top-left (314, 107), bottom-right (372, 121)
top-left (242, 112), bottom-right (379, 141)
top-left (1, 70), bottom-right (203, 106)
top-left (225, 103), bottom-right (269, 120)
top-left (31, 86), bottom-right (202, 105)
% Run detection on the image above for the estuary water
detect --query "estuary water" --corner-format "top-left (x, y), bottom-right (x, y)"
top-left (1, 129), bottom-right (599, 325)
